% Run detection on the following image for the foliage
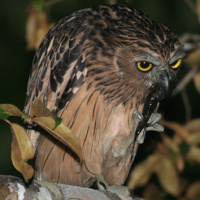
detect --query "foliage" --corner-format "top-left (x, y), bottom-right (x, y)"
top-left (126, 0), bottom-right (200, 197)
top-left (0, 100), bottom-right (83, 182)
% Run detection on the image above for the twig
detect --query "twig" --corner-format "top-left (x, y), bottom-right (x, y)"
top-left (181, 89), bottom-right (191, 122)
top-left (173, 66), bottom-right (198, 95)
top-left (183, 0), bottom-right (197, 14)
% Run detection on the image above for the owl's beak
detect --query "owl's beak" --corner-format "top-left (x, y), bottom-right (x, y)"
top-left (159, 71), bottom-right (170, 98)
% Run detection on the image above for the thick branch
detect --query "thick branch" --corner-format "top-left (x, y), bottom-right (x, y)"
top-left (0, 175), bottom-right (133, 200)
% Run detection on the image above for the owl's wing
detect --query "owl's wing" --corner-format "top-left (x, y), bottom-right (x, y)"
top-left (24, 13), bottom-right (90, 148)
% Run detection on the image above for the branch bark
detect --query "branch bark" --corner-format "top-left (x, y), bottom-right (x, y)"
top-left (0, 175), bottom-right (133, 200)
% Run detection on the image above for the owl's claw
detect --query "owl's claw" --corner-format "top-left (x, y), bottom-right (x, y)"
top-left (97, 174), bottom-right (135, 199)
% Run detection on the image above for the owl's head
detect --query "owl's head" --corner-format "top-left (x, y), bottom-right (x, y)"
top-left (85, 5), bottom-right (185, 105)
top-left (108, 5), bottom-right (185, 100)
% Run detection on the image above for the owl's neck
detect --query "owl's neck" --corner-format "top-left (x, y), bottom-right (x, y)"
top-left (86, 74), bottom-right (148, 111)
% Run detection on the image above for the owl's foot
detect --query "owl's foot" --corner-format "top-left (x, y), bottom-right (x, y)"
top-left (97, 175), bottom-right (134, 200)
top-left (112, 111), bottom-right (164, 157)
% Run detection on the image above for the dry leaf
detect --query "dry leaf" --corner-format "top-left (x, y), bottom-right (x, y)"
top-left (0, 104), bottom-right (25, 118)
top-left (194, 72), bottom-right (200, 93)
top-left (157, 142), bottom-right (172, 159)
top-left (154, 153), bottom-right (180, 196)
top-left (127, 153), bottom-right (160, 189)
top-left (186, 181), bottom-right (200, 199)
top-left (10, 123), bottom-right (34, 181)
top-left (30, 100), bottom-right (54, 118)
top-left (186, 146), bottom-right (200, 163)
top-left (162, 134), bottom-right (179, 153)
top-left (143, 183), bottom-right (162, 200)
top-left (32, 116), bottom-right (83, 163)
top-left (188, 131), bottom-right (200, 146)
top-left (161, 135), bottom-right (184, 171)
top-left (26, 10), bottom-right (53, 50)
top-left (175, 154), bottom-right (185, 172)
top-left (161, 121), bottom-right (190, 144)
top-left (184, 119), bottom-right (200, 145)
top-left (185, 118), bottom-right (200, 133)
top-left (184, 48), bottom-right (200, 66)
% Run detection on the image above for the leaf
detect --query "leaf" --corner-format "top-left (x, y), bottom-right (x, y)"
top-left (127, 153), bottom-right (160, 189)
top-left (194, 72), bottom-right (200, 93)
top-left (32, 116), bottom-right (83, 163)
top-left (0, 104), bottom-right (24, 117)
top-left (0, 107), bottom-right (10, 120)
top-left (185, 119), bottom-right (200, 145)
top-left (161, 121), bottom-right (190, 143)
top-left (143, 184), bottom-right (162, 200)
top-left (53, 116), bottom-right (62, 129)
top-left (154, 154), bottom-right (180, 196)
top-left (184, 48), bottom-right (200, 66)
top-left (186, 181), bottom-right (200, 199)
top-left (188, 131), bottom-right (200, 146)
top-left (187, 146), bottom-right (200, 163)
top-left (185, 118), bottom-right (200, 132)
top-left (26, 9), bottom-right (53, 50)
top-left (162, 134), bottom-right (179, 153)
top-left (30, 100), bottom-right (54, 118)
top-left (157, 138), bottom-right (184, 172)
top-left (30, 100), bottom-right (62, 129)
top-left (10, 123), bottom-right (34, 181)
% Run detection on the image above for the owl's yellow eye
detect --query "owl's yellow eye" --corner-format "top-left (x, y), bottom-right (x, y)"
top-left (170, 59), bottom-right (182, 70)
top-left (136, 61), bottom-right (153, 72)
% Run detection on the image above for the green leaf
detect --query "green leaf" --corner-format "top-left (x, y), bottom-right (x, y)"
top-left (170, 149), bottom-right (178, 163)
top-left (53, 116), bottom-right (62, 130)
top-left (33, 0), bottom-right (46, 11)
top-left (0, 107), bottom-right (10, 120)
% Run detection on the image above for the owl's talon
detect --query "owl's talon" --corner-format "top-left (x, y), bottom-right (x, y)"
top-left (97, 176), bottom-right (135, 199)
top-left (146, 123), bottom-right (164, 132)
top-left (133, 110), bottom-right (144, 122)
top-left (137, 129), bottom-right (146, 144)
top-left (148, 113), bottom-right (162, 125)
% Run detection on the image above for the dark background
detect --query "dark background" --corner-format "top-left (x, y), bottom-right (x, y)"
top-left (0, 0), bottom-right (199, 194)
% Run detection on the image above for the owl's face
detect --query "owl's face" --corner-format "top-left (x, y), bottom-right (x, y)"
top-left (115, 34), bottom-right (184, 101)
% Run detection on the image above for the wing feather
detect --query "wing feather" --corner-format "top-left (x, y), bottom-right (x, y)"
top-left (24, 12), bottom-right (91, 149)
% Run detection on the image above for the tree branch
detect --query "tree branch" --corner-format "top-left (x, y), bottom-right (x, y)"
top-left (0, 175), bottom-right (134, 200)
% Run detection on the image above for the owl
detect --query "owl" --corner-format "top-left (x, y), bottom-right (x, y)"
top-left (24, 4), bottom-right (184, 196)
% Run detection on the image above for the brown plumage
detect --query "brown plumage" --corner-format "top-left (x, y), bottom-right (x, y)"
top-left (24, 4), bottom-right (184, 189)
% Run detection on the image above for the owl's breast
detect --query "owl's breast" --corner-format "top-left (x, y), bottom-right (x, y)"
top-left (60, 82), bottom-right (143, 185)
